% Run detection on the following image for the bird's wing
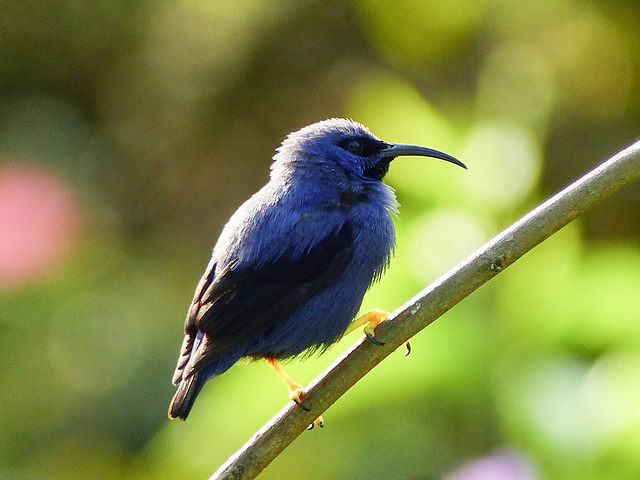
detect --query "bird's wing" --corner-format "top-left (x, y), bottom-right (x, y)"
top-left (172, 219), bottom-right (354, 384)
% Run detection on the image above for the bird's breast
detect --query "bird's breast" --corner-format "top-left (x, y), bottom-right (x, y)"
top-left (346, 197), bottom-right (396, 276)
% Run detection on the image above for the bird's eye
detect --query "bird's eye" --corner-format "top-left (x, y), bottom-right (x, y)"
top-left (346, 140), bottom-right (364, 155)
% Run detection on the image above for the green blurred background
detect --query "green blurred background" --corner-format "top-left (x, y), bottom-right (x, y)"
top-left (1, 1), bottom-right (639, 479)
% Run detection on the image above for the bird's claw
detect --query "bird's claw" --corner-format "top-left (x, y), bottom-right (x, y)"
top-left (307, 415), bottom-right (325, 430)
top-left (291, 390), bottom-right (324, 429)
top-left (365, 331), bottom-right (385, 346)
top-left (292, 395), bottom-right (311, 412)
top-left (286, 382), bottom-right (313, 412)
top-left (359, 308), bottom-right (390, 347)
top-left (288, 384), bottom-right (325, 429)
top-left (347, 308), bottom-right (412, 355)
top-left (368, 333), bottom-right (412, 357)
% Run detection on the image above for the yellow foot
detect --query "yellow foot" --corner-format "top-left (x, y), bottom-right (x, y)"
top-left (345, 307), bottom-right (391, 346)
top-left (264, 358), bottom-right (325, 429)
top-left (345, 308), bottom-right (412, 356)
top-left (344, 307), bottom-right (389, 344)
top-left (307, 415), bottom-right (325, 430)
top-left (403, 339), bottom-right (411, 357)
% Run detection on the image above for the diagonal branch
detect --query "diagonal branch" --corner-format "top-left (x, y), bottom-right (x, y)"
top-left (209, 139), bottom-right (640, 480)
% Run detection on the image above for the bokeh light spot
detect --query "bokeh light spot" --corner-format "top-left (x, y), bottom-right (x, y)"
top-left (460, 122), bottom-right (542, 210)
top-left (498, 355), bottom-right (601, 457)
top-left (476, 43), bottom-right (556, 132)
top-left (410, 209), bottom-right (488, 281)
top-left (584, 352), bottom-right (640, 437)
top-left (0, 162), bottom-right (80, 289)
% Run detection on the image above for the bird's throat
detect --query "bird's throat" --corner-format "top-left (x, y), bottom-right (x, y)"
top-left (363, 158), bottom-right (392, 181)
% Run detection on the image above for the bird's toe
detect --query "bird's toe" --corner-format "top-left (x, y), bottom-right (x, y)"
top-left (307, 415), bottom-right (325, 430)
top-left (361, 308), bottom-right (390, 346)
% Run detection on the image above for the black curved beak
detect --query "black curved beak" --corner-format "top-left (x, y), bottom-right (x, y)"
top-left (381, 143), bottom-right (467, 170)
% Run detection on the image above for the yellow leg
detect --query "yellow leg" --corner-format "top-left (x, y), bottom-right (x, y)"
top-left (346, 308), bottom-right (411, 356)
top-left (264, 358), bottom-right (324, 428)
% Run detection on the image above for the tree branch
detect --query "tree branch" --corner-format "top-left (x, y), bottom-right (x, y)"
top-left (210, 139), bottom-right (640, 480)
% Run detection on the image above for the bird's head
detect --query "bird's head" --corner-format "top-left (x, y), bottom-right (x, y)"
top-left (272, 118), bottom-right (466, 182)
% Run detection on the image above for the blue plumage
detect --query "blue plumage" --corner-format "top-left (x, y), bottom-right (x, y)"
top-left (169, 118), bottom-right (465, 420)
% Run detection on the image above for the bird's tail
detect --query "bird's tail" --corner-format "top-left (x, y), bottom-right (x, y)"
top-left (168, 372), bottom-right (201, 420)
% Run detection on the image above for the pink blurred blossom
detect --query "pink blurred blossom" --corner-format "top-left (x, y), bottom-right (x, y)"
top-left (444, 451), bottom-right (538, 480)
top-left (0, 162), bottom-right (81, 288)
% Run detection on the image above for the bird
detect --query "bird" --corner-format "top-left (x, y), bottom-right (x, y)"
top-left (169, 118), bottom-right (466, 422)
